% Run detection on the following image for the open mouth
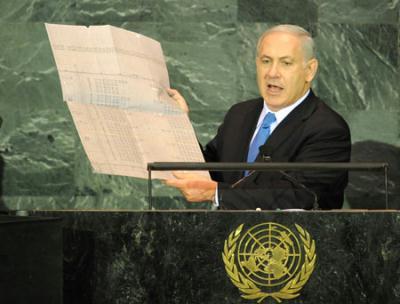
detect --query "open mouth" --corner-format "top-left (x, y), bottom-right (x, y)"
top-left (267, 84), bottom-right (283, 94)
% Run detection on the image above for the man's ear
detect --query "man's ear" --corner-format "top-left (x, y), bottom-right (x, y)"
top-left (305, 58), bottom-right (318, 83)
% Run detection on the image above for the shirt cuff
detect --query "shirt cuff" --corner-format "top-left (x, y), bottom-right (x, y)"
top-left (211, 186), bottom-right (219, 210)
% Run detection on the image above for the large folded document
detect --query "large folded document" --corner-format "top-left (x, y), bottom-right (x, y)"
top-left (46, 23), bottom-right (208, 180)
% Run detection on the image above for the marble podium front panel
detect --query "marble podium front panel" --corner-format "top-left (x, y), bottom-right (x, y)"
top-left (34, 210), bottom-right (400, 304)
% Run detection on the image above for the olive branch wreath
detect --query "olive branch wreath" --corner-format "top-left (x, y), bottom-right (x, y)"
top-left (222, 223), bottom-right (316, 303)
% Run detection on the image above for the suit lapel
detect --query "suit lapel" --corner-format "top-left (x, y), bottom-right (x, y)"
top-left (236, 98), bottom-right (264, 161)
top-left (257, 91), bottom-right (318, 161)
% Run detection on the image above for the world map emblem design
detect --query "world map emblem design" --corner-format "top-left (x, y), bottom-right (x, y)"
top-left (222, 222), bottom-right (316, 303)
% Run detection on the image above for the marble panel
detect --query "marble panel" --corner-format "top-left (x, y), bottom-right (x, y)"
top-left (74, 0), bottom-right (236, 25)
top-left (155, 22), bottom-right (239, 111)
top-left (238, 0), bottom-right (318, 29)
top-left (0, 23), bottom-right (55, 73)
top-left (0, 0), bottom-right (78, 22)
top-left (313, 23), bottom-right (399, 110)
top-left (0, 24), bottom-right (78, 203)
top-left (316, 0), bottom-right (399, 24)
top-left (356, 24), bottom-right (399, 68)
top-left (0, 22), bottom-right (63, 134)
top-left (0, 0), bottom-right (236, 24)
top-left (148, 0), bottom-right (237, 22)
top-left (343, 110), bottom-right (400, 146)
top-left (74, 0), bottom-right (157, 24)
top-left (0, 109), bottom-right (76, 196)
top-left (188, 109), bottom-right (224, 145)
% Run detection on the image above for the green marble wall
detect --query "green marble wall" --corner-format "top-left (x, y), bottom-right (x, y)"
top-left (0, 0), bottom-right (399, 210)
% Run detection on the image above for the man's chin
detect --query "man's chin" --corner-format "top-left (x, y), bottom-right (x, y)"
top-left (264, 96), bottom-right (285, 110)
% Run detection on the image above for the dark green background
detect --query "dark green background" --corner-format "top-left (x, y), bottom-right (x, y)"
top-left (0, 0), bottom-right (398, 210)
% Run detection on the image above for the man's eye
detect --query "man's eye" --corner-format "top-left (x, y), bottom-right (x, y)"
top-left (283, 61), bottom-right (292, 66)
top-left (261, 59), bottom-right (270, 64)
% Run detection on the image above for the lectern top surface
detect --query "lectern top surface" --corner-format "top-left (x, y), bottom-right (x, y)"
top-left (0, 215), bottom-right (61, 225)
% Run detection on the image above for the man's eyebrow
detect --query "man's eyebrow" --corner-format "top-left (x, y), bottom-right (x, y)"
top-left (279, 56), bottom-right (294, 60)
top-left (259, 55), bottom-right (294, 60)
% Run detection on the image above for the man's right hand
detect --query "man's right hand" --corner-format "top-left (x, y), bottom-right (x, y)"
top-left (167, 88), bottom-right (189, 114)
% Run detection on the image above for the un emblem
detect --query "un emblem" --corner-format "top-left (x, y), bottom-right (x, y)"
top-left (222, 222), bottom-right (316, 303)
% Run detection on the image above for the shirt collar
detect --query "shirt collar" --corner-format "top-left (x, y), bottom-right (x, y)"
top-left (259, 89), bottom-right (310, 127)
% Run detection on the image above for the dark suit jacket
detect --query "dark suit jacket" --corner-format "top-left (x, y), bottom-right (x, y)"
top-left (203, 90), bottom-right (351, 210)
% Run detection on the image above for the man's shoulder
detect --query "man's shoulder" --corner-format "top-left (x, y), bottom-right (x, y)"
top-left (311, 95), bottom-right (349, 128)
top-left (302, 94), bottom-right (351, 140)
top-left (227, 97), bottom-right (264, 113)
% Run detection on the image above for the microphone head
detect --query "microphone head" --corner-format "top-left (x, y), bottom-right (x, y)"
top-left (262, 155), bottom-right (271, 161)
top-left (259, 145), bottom-right (273, 161)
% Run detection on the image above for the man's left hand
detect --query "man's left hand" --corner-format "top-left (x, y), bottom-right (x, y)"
top-left (165, 172), bottom-right (217, 203)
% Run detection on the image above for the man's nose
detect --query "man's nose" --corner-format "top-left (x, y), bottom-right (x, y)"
top-left (266, 63), bottom-right (280, 78)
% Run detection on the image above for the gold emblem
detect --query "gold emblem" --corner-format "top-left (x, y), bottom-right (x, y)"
top-left (222, 222), bottom-right (316, 303)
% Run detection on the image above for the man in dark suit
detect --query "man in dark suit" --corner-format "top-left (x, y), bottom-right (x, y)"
top-left (166, 24), bottom-right (351, 210)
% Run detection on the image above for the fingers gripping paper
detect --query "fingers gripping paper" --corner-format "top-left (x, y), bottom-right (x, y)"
top-left (46, 23), bottom-right (208, 179)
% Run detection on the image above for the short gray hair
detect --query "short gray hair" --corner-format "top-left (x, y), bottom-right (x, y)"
top-left (256, 24), bottom-right (316, 61)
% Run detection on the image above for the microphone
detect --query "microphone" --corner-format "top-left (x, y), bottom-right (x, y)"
top-left (0, 117), bottom-right (2, 129)
top-left (260, 149), bottom-right (319, 209)
top-left (274, 166), bottom-right (319, 209)
top-left (231, 146), bottom-right (320, 209)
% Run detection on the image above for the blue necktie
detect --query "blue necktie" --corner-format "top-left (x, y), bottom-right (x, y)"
top-left (247, 112), bottom-right (276, 164)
